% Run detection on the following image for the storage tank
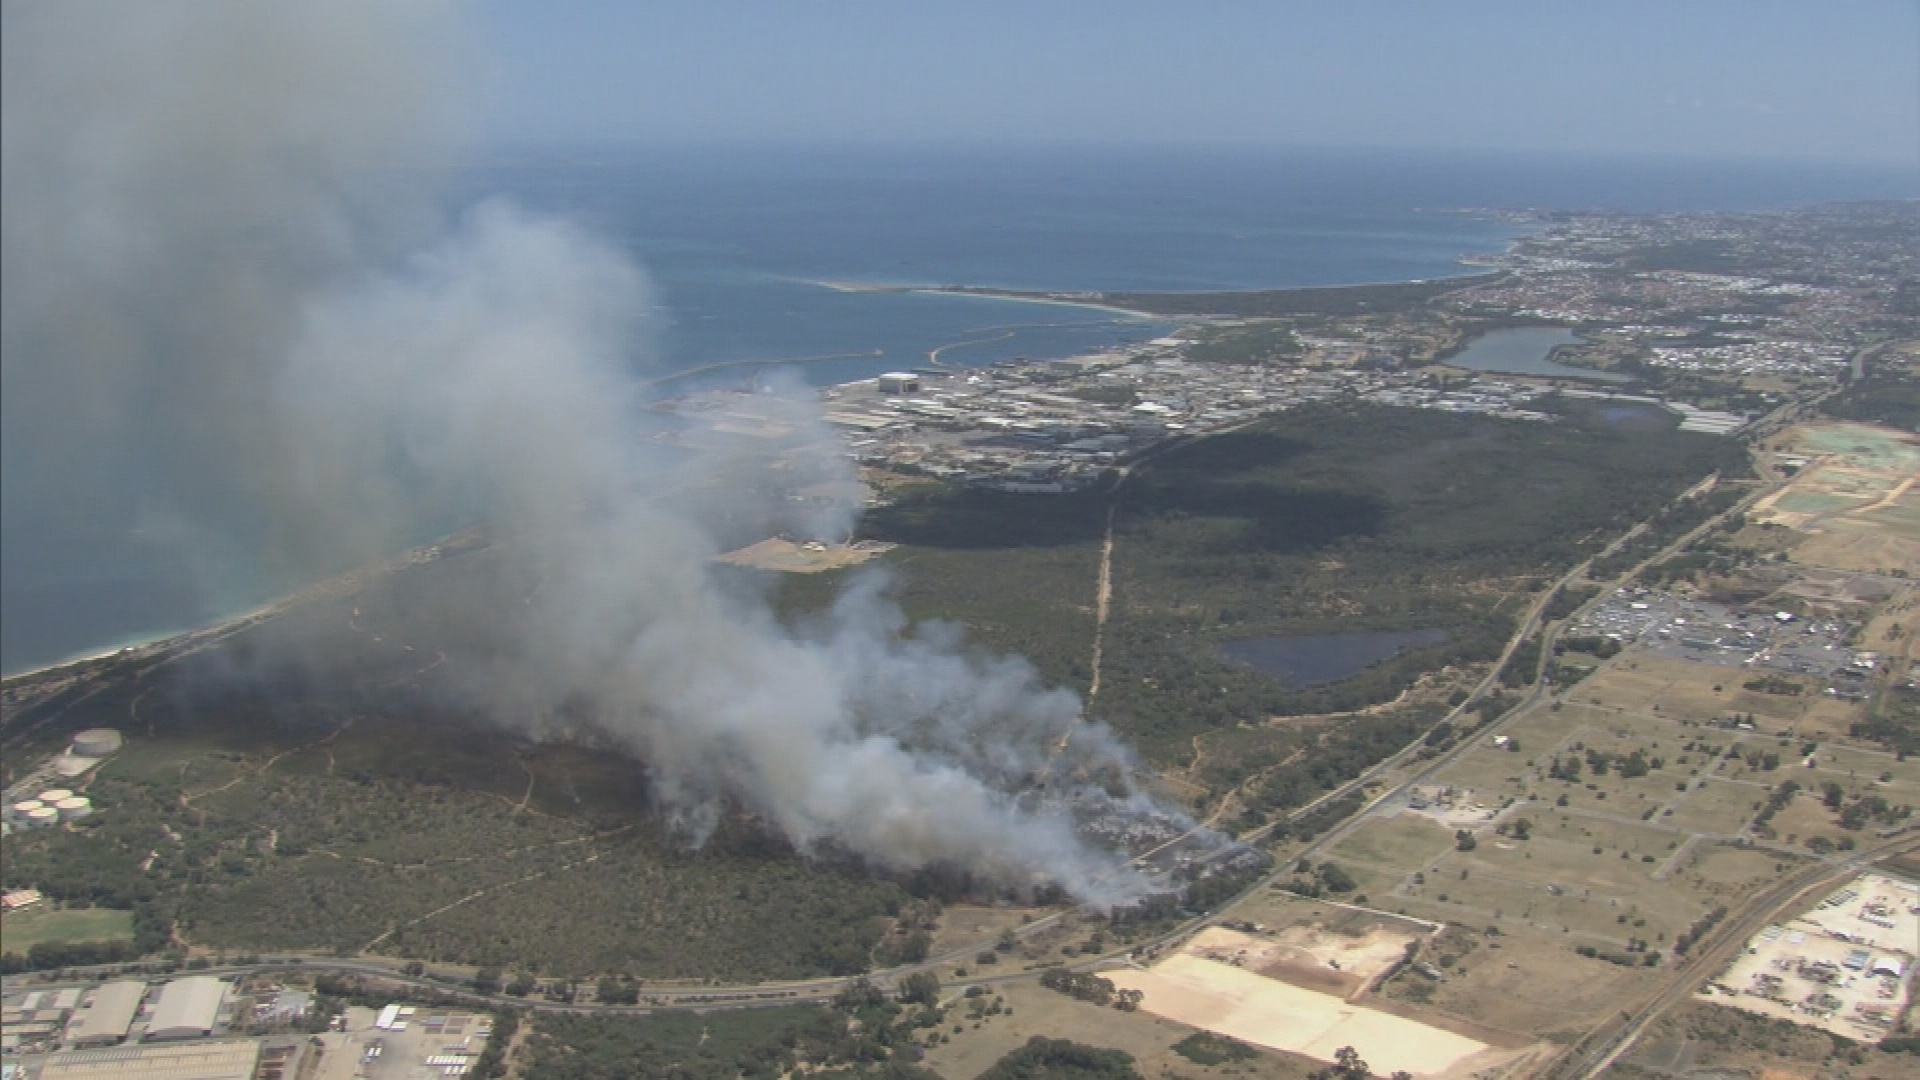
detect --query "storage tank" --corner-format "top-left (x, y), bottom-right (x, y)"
top-left (25, 806), bottom-right (59, 828)
top-left (70, 729), bottom-right (123, 757)
top-left (10, 799), bottom-right (45, 822)
top-left (38, 788), bottom-right (73, 804)
top-left (54, 797), bottom-right (91, 822)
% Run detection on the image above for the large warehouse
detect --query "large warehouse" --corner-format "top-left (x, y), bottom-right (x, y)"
top-left (141, 977), bottom-right (226, 1041)
top-left (40, 1040), bottom-right (260, 1080)
top-left (66, 981), bottom-right (145, 1048)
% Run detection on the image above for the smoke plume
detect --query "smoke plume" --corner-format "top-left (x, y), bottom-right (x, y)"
top-left (2, 2), bottom-right (1152, 900)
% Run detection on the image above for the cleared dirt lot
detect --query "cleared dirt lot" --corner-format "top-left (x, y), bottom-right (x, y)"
top-left (1108, 952), bottom-right (1509, 1079)
top-left (714, 537), bottom-right (894, 572)
top-left (1702, 872), bottom-right (1919, 1043)
top-left (1181, 923), bottom-right (1424, 1000)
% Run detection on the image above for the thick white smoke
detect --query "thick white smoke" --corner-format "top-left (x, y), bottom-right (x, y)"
top-left (4, 2), bottom-right (1153, 900)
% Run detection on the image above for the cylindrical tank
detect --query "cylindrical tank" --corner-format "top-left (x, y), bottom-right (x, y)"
top-left (70, 729), bottom-right (123, 757)
top-left (37, 788), bottom-right (73, 804)
top-left (10, 799), bottom-right (45, 821)
top-left (54, 797), bottom-right (91, 821)
top-left (25, 806), bottom-right (59, 828)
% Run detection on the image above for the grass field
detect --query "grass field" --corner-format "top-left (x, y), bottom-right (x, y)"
top-left (0, 907), bottom-right (132, 952)
top-left (919, 978), bottom-right (1321, 1080)
top-left (1327, 815), bottom-right (1458, 871)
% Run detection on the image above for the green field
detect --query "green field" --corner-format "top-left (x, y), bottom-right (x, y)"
top-left (0, 907), bottom-right (133, 952)
top-left (1796, 421), bottom-right (1920, 472)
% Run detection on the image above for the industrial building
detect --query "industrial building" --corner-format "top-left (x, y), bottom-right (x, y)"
top-left (66, 981), bottom-right (145, 1048)
top-left (876, 372), bottom-right (920, 394)
top-left (69, 729), bottom-right (124, 758)
top-left (142, 977), bottom-right (226, 1041)
top-left (39, 1040), bottom-right (261, 1080)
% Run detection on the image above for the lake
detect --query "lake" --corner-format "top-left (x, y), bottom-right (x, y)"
top-left (1445, 327), bottom-right (1629, 382)
top-left (1219, 628), bottom-right (1451, 688)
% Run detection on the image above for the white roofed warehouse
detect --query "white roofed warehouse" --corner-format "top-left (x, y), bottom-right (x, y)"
top-left (66, 981), bottom-right (145, 1048)
top-left (141, 976), bottom-right (226, 1041)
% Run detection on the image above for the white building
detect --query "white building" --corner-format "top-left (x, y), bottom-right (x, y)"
top-left (143, 976), bottom-right (226, 1041)
top-left (67, 981), bottom-right (145, 1048)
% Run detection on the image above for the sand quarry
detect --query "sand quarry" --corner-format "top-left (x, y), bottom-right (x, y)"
top-left (715, 537), bottom-right (894, 573)
top-left (1186, 922), bottom-right (1425, 999)
top-left (1110, 928), bottom-right (1511, 1078)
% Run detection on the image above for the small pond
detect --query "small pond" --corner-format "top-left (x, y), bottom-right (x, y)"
top-left (1219, 628), bottom-right (1450, 688)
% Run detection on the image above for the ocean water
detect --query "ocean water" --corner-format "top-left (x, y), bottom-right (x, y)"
top-left (463, 145), bottom-right (1532, 390)
top-left (6, 145), bottom-right (1915, 673)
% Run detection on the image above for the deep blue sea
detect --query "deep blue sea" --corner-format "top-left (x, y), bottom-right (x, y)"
top-left (465, 144), bottom-right (1916, 389)
top-left (5, 145), bottom-right (1915, 673)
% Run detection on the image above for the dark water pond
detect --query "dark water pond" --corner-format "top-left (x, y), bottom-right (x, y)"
top-left (1593, 403), bottom-right (1672, 431)
top-left (1220, 628), bottom-right (1450, 688)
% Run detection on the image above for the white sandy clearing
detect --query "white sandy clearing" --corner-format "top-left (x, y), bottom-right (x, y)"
top-left (1188, 924), bottom-right (1423, 987)
top-left (1109, 953), bottom-right (1486, 1077)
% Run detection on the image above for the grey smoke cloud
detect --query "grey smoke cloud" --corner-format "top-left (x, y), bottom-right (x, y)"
top-left (3, 2), bottom-right (1154, 899)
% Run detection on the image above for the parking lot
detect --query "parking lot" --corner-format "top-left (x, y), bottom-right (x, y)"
top-left (1568, 587), bottom-right (1870, 682)
top-left (312, 1005), bottom-right (493, 1080)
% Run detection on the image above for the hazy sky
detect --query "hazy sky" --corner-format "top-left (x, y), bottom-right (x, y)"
top-left (475, 1), bottom-right (1920, 164)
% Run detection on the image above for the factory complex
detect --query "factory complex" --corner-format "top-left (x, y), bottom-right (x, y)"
top-left (2, 975), bottom-right (493, 1080)
top-left (7, 976), bottom-right (230, 1054)
top-left (772, 339), bottom-right (1705, 496)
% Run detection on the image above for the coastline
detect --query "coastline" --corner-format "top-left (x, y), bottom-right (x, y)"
top-left (1, 603), bottom-right (274, 685)
top-left (808, 263), bottom-right (1512, 320)
top-left (5, 627), bottom-right (205, 680)
top-left (1, 531), bottom-right (484, 687)
top-left (12, 235), bottom-right (1530, 679)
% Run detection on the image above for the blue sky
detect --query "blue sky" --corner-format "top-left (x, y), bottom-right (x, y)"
top-left (473, 2), bottom-right (1920, 164)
